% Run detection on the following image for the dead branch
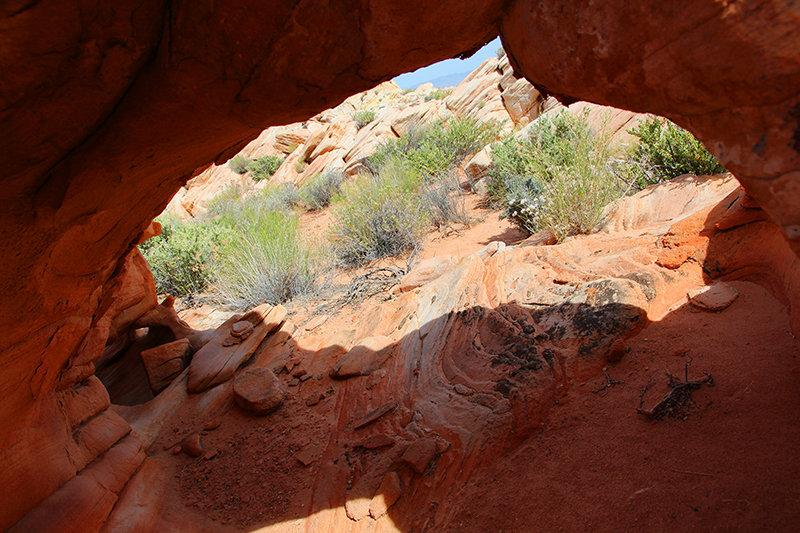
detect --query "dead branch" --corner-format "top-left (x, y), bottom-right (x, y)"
top-left (637, 361), bottom-right (714, 421)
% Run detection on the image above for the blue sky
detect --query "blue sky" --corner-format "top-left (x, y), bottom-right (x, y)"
top-left (393, 38), bottom-right (501, 90)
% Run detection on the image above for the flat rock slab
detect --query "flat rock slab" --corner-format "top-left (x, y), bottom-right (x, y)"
top-left (688, 282), bottom-right (739, 311)
top-left (402, 438), bottom-right (437, 474)
top-left (188, 304), bottom-right (286, 393)
top-left (353, 402), bottom-right (398, 429)
top-left (330, 335), bottom-right (394, 379)
top-left (233, 367), bottom-right (285, 416)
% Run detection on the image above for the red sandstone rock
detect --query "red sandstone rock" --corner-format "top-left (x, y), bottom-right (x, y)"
top-left (233, 367), bottom-right (285, 416)
top-left (180, 434), bottom-right (203, 458)
top-left (369, 472), bottom-right (403, 519)
top-left (140, 338), bottom-right (191, 393)
top-left (329, 335), bottom-right (394, 379)
top-left (3, 2), bottom-right (800, 527)
top-left (402, 438), bottom-right (438, 474)
top-left (688, 283), bottom-right (740, 312)
top-left (188, 304), bottom-right (286, 393)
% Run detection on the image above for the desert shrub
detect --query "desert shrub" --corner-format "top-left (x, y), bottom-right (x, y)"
top-left (138, 215), bottom-right (225, 296)
top-left (210, 184), bottom-right (301, 220)
top-left (488, 110), bottom-right (626, 240)
top-left (496, 47), bottom-right (506, 59)
top-left (213, 210), bottom-right (321, 310)
top-left (424, 88), bottom-right (452, 102)
top-left (246, 155), bottom-right (283, 181)
top-left (301, 169), bottom-right (345, 210)
top-left (331, 161), bottom-right (428, 267)
top-left (353, 109), bottom-right (377, 130)
top-left (418, 171), bottom-right (470, 229)
top-left (227, 154), bottom-right (251, 174)
top-left (628, 117), bottom-right (726, 187)
top-left (368, 117), bottom-right (499, 179)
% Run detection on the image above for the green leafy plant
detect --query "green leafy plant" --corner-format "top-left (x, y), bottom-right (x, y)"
top-left (331, 160), bottom-right (428, 267)
top-left (138, 215), bottom-right (225, 296)
top-left (246, 155), bottom-right (283, 181)
top-left (227, 154), bottom-right (251, 175)
top-left (628, 116), bottom-right (726, 187)
top-left (367, 117), bottom-right (499, 179)
top-left (488, 110), bottom-right (626, 240)
top-left (353, 109), bottom-right (377, 130)
top-left (301, 169), bottom-right (345, 210)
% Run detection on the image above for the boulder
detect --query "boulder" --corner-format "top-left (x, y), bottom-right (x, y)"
top-left (688, 283), bottom-right (739, 312)
top-left (329, 335), bottom-right (394, 379)
top-left (233, 367), bottom-right (285, 416)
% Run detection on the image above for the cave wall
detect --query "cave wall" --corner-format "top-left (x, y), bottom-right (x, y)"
top-left (1, 0), bottom-right (799, 530)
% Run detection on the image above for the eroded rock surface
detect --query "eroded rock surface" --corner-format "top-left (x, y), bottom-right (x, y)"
top-left (2, 1), bottom-right (800, 530)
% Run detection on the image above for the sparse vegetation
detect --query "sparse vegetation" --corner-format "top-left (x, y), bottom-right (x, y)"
top-left (488, 110), bottom-right (627, 240)
top-left (213, 208), bottom-right (324, 310)
top-left (425, 88), bottom-right (452, 102)
top-left (628, 116), bottom-right (726, 187)
top-left (227, 154), bottom-right (251, 175)
top-left (368, 117), bottom-right (500, 179)
top-left (496, 47), bottom-right (506, 59)
top-left (301, 169), bottom-right (345, 210)
top-left (331, 160), bottom-right (428, 267)
top-left (246, 155), bottom-right (283, 182)
top-left (353, 109), bottom-right (377, 130)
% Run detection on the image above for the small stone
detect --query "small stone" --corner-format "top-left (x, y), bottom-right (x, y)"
top-left (607, 339), bottom-right (626, 363)
top-left (231, 320), bottom-right (254, 339)
top-left (454, 384), bottom-right (473, 396)
top-left (688, 282), bottom-right (739, 312)
top-left (241, 495), bottom-right (251, 504)
top-left (172, 445), bottom-right (182, 455)
top-left (203, 449), bottom-right (218, 460)
top-left (291, 365), bottom-right (307, 377)
top-left (203, 418), bottom-right (221, 431)
top-left (233, 367), bottom-right (285, 415)
top-left (181, 433), bottom-right (203, 458)
top-left (295, 443), bottom-right (321, 466)
top-left (369, 472), bottom-right (403, 519)
top-left (288, 378), bottom-right (300, 387)
top-left (305, 392), bottom-right (325, 406)
top-left (401, 438), bottom-right (437, 474)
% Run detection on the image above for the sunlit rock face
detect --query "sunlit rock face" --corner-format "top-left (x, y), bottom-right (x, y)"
top-left (1, 0), bottom-right (799, 530)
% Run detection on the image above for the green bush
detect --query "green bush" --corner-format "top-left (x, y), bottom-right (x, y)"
top-left (424, 88), bottom-right (452, 102)
top-left (138, 215), bottom-right (225, 296)
top-left (301, 169), bottom-right (345, 210)
top-left (628, 116), bottom-right (726, 187)
top-left (227, 154), bottom-right (251, 175)
top-left (213, 210), bottom-right (322, 310)
top-left (488, 110), bottom-right (626, 240)
top-left (368, 117), bottom-right (499, 179)
top-left (353, 109), bottom-right (377, 130)
top-left (331, 160), bottom-right (428, 267)
top-left (246, 155), bottom-right (283, 181)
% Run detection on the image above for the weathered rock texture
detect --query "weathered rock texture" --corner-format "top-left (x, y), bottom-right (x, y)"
top-left (1, 1), bottom-right (800, 531)
top-left (97, 175), bottom-right (800, 532)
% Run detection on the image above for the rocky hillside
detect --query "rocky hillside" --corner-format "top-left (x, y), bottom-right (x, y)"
top-left (165, 55), bottom-right (641, 218)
